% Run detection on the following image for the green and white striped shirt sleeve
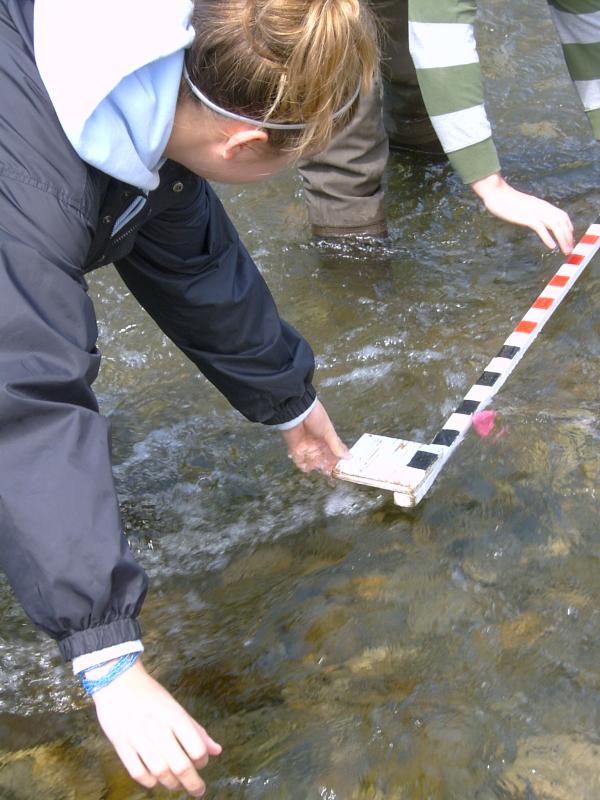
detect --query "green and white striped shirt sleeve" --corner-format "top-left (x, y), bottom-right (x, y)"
top-left (409, 0), bottom-right (600, 185)
top-left (548, 0), bottom-right (600, 137)
top-left (408, 0), bottom-right (499, 184)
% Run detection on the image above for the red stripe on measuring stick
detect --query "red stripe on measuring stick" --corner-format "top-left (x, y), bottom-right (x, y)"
top-left (515, 320), bottom-right (537, 334)
top-left (566, 253), bottom-right (584, 265)
top-left (549, 275), bottom-right (570, 287)
top-left (532, 296), bottom-right (554, 310)
top-left (581, 235), bottom-right (599, 245)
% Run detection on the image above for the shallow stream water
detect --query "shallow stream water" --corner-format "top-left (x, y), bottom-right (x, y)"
top-left (3, 1), bottom-right (600, 798)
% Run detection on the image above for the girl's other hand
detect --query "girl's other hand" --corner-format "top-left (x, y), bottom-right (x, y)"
top-left (282, 399), bottom-right (350, 476)
top-left (92, 659), bottom-right (221, 796)
top-left (471, 172), bottom-right (574, 255)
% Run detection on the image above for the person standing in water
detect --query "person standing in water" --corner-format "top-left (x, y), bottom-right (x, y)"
top-left (406, 0), bottom-right (596, 256)
top-left (298, 0), bottom-right (444, 240)
top-left (0, 0), bottom-right (378, 795)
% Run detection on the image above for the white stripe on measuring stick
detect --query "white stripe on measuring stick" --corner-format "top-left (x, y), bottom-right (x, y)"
top-left (504, 331), bottom-right (530, 348)
top-left (572, 240), bottom-right (596, 255)
top-left (485, 357), bottom-right (512, 374)
top-left (557, 265), bottom-right (579, 278)
top-left (539, 284), bottom-right (564, 300)
top-left (443, 413), bottom-right (473, 433)
top-left (522, 307), bottom-right (549, 323)
top-left (464, 383), bottom-right (493, 402)
top-left (555, 264), bottom-right (576, 276)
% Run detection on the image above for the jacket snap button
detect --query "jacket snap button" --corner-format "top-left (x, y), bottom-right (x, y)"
top-left (172, 181), bottom-right (184, 193)
top-left (102, 215), bottom-right (113, 225)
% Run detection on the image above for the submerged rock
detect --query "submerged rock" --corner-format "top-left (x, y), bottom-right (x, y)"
top-left (498, 735), bottom-right (600, 799)
top-left (0, 742), bottom-right (105, 800)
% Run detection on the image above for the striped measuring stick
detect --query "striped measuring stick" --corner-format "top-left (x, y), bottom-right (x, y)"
top-left (396, 219), bottom-right (600, 505)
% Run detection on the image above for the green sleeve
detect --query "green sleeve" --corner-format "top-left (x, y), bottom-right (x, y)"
top-left (408, 0), bottom-right (500, 183)
top-left (547, 0), bottom-right (600, 139)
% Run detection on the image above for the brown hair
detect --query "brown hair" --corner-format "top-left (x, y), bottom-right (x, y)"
top-left (185, 0), bottom-right (379, 154)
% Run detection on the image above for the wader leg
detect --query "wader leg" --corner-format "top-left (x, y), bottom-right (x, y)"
top-left (298, 0), bottom-right (443, 238)
top-left (298, 81), bottom-right (389, 239)
top-left (378, 0), bottom-right (443, 154)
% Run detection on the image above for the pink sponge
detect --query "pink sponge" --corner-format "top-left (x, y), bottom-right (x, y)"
top-left (472, 410), bottom-right (508, 441)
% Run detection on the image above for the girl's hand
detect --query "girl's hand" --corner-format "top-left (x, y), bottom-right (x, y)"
top-left (471, 172), bottom-right (574, 255)
top-left (282, 399), bottom-right (350, 476)
top-left (92, 658), bottom-right (221, 796)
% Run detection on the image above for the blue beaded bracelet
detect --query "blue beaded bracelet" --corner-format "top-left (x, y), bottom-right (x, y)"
top-left (79, 652), bottom-right (140, 696)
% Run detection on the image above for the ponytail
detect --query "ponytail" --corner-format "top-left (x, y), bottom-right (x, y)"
top-left (186, 0), bottom-right (379, 154)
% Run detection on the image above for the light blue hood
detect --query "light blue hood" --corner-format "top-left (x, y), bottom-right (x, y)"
top-left (34, 0), bottom-right (195, 191)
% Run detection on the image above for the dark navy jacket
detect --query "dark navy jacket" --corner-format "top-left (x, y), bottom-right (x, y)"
top-left (0, 0), bottom-right (316, 660)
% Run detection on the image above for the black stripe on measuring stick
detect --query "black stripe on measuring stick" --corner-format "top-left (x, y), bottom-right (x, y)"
top-left (407, 450), bottom-right (439, 470)
top-left (432, 429), bottom-right (459, 447)
top-left (456, 399), bottom-right (479, 415)
top-left (475, 371), bottom-right (501, 387)
top-left (497, 345), bottom-right (520, 360)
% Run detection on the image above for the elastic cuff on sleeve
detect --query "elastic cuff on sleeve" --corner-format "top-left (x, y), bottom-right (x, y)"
top-left (58, 618), bottom-right (142, 662)
top-left (269, 397), bottom-right (318, 431)
top-left (262, 385), bottom-right (317, 427)
top-left (447, 137), bottom-right (501, 185)
top-left (72, 640), bottom-right (144, 675)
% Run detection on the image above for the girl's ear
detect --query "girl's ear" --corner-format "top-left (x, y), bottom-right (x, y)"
top-left (221, 127), bottom-right (269, 160)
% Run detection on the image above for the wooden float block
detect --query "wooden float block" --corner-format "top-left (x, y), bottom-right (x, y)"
top-left (333, 433), bottom-right (431, 506)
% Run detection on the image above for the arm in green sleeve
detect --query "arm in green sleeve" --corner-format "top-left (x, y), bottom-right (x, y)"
top-left (547, 0), bottom-right (600, 139)
top-left (408, 0), bottom-right (501, 183)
